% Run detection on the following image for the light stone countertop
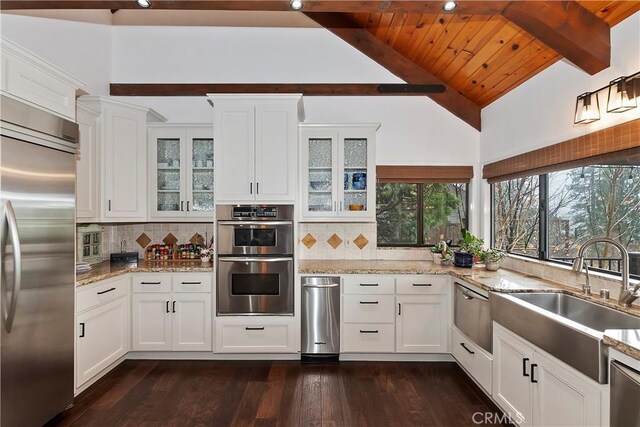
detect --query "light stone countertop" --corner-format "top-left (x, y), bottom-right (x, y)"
top-left (603, 329), bottom-right (640, 361)
top-left (76, 260), bottom-right (213, 287)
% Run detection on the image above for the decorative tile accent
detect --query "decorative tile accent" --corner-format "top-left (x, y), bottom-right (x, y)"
top-left (163, 233), bottom-right (178, 246)
top-left (327, 233), bottom-right (343, 249)
top-left (190, 233), bottom-right (204, 246)
top-left (136, 233), bottom-right (152, 249)
top-left (302, 233), bottom-right (317, 249)
top-left (353, 234), bottom-right (369, 250)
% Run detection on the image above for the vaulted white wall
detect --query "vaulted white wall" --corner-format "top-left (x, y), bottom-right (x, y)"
top-left (0, 13), bottom-right (112, 95)
top-left (480, 11), bottom-right (640, 164)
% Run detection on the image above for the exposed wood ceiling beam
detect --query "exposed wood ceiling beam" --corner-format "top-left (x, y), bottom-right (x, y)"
top-left (1, 1), bottom-right (510, 13)
top-left (501, 1), bottom-right (610, 75)
top-left (109, 83), bottom-right (446, 96)
top-left (304, 12), bottom-right (481, 130)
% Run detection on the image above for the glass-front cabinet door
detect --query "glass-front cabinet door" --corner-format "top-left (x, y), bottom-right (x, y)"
top-left (187, 130), bottom-right (214, 217)
top-left (154, 135), bottom-right (185, 217)
top-left (300, 125), bottom-right (377, 221)
top-left (149, 125), bottom-right (214, 220)
top-left (302, 129), bottom-right (338, 217)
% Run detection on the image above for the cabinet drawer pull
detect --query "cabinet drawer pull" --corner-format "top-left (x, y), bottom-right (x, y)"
top-left (359, 301), bottom-right (379, 305)
top-left (181, 281), bottom-right (202, 285)
top-left (413, 283), bottom-right (432, 287)
top-left (398, 303), bottom-right (402, 315)
top-left (96, 287), bottom-right (116, 295)
top-left (108, 199), bottom-right (111, 211)
top-left (460, 342), bottom-right (475, 355)
top-left (186, 201), bottom-right (190, 211)
top-left (359, 283), bottom-right (379, 287)
top-left (245, 327), bottom-right (265, 331)
top-left (523, 358), bottom-right (530, 377)
top-left (141, 281), bottom-right (162, 285)
top-left (166, 301), bottom-right (170, 313)
top-left (530, 364), bottom-right (538, 383)
top-left (250, 183), bottom-right (253, 194)
top-left (256, 182), bottom-right (259, 194)
top-left (79, 322), bottom-right (85, 338)
top-left (181, 201), bottom-right (184, 211)
top-left (172, 301), bottom-right (176, 313)
top-left (359, 330), bottom-right (379, 334)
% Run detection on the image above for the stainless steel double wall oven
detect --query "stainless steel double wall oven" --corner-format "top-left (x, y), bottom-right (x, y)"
top-left (216, 205), bottom-right (294, 315)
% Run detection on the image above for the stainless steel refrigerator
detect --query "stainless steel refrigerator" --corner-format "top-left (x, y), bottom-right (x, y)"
top-left (1, 95), bottom-right (77, 426)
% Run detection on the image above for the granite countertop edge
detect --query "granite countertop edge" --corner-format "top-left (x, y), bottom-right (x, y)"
top-left (603, 330), bottom-right (640, 361)
top-left (77, 261), bottom-right (213, 287)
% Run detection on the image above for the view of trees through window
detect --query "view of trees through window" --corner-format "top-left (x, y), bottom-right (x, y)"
top-left (493, 164), bottom-right (640, 277)
top-left (377, 183), bottom-right (467, 246)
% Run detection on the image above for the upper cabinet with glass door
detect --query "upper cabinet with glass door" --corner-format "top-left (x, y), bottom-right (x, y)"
top-left (300, 124), bottom-right (378, 221)
top-left (148, 124), bottom-right (214, 221)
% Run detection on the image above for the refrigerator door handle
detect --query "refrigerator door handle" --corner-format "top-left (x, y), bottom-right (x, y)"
top-left (3, 200), bottom-right (22, 334)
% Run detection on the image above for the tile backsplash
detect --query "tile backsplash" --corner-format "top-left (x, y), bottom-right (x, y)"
top-left (85, 223), bottom-right (214, 260)
top-left (298, 222), bottom-right (432, 261)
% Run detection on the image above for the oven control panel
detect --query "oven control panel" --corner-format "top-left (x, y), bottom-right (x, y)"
top-left (232, 206), bottom-right (278, 218)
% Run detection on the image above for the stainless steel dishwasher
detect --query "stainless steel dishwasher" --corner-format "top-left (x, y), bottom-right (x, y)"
top-left (610, 360), bottom-right (640, 426)
top-left (301, 277), bottom-right (340, 362)
top-left (454, 282), bottom-right (492, 353)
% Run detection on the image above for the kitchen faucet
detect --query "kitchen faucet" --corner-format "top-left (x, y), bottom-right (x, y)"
top-left (571, 237), bottom-right (640, 307)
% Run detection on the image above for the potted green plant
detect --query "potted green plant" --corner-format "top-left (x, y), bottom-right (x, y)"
top-left (454, 228), bottom-right (484, 268)
top-left (440, 251), bottom-right (453, 266)
top-left (479, 249), bottom-right (506, 271)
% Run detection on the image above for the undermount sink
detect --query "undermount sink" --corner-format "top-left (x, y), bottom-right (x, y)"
top-left (491, 292), bottom-right (640, 384)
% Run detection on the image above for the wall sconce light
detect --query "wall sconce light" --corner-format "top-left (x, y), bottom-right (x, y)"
top-left (607, 76), bottom-right (637, 113)
top-left (574, 92), bottom-right (600, 124)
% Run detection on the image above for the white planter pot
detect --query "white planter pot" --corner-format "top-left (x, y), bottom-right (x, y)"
top-left (485, 261), bottom-right (500, 271)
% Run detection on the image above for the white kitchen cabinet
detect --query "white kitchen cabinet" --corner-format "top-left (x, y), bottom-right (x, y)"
top-left (1, 37), bottom-right (85, 121)
top-left (76, 104), bottom-right (100, 222)
top-left (77, 96), bottom-right (166, 222)
top-left (300, 124), bottom-right (378, 222)
top-left (341, 274), bottom-right (396, 353)
top-left (131, 273), bottom-right (212, 352)
top-left (209, 94), bottom-right (303, 203)
top-left (396, 294), bottom-right (450, 353)
top-left (148, 124), bottom-right (214, 220)
top-left (492, 323), bottom-right (603, 427)
top-left (451, 326), bottom-right (493, 394)
top-left (215, 316), bottom-right (298, 353)
top-left (76, 276), bottom-right (130, 389)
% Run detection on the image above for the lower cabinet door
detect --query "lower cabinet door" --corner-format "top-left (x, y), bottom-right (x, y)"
top-left (76, 296), bottom-right (129, 387)
top-left (492, 325), bottom-right (534, 427)
top-left (132, 293), bottom-right (172, 351)
top-left (531, 351), bottom-right (601, 427)
top-left (171, 293), bottom-right (212, 351)
top-left (395, 295), bottom-right (450, 353)
top-left (216, 319), bottom-right (298, 353)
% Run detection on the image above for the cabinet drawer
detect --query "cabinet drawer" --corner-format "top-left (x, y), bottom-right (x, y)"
top-left (132, 274), bottom-right (171, 293)
top-left (172, 274), bottom-right (212, 293)
top-left (342, 323), bottom-right (395, 353)
top-left (76, 276), bottom-right (129, 313)
top-left (342, 295), bottom-right (395, 323)
top-left (452, 326), bottom-right (492, 394)
top-left (396, 275), bottom-right (449, 294)
top-left (217, 324), bottom-right (292, 353)
top-left (342, 275), bottom-right (395, 294)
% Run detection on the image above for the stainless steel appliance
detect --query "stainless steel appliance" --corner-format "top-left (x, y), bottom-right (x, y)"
top-left (610, 360), bottom-right (640, 426)
top-left (1, 95), bottom-right (77, 426)
top-left (301, 277), bottom-right (340, 361)
top-left (216, 205), bottom-right (294, 315)
top-left (454, 282), bottom-right (492, 353)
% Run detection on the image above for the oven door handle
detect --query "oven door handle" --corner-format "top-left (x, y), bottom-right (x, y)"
top-left (217, 256), bottom-right (293, 263)
top-left (217, 221), bottom-right (292, 226)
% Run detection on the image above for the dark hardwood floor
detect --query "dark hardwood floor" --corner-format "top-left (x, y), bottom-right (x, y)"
top-left (48, 360), bottom-right (509, 426)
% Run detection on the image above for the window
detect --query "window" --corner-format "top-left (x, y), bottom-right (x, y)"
top-left (377, 183), bottom-right (468, 246)
top-left (491, 164), bottom-right (640, 278)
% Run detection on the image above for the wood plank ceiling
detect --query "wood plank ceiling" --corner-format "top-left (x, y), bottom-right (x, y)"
top-left (3, 0), bottom-right (639, 129)
top-left (347, 1), bottom-right (640, 107)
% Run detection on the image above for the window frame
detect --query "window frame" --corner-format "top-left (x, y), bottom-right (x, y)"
top-left (490, 171), bottom-right (639, 280)
top-left (377, 182), bottom-right (470, 248)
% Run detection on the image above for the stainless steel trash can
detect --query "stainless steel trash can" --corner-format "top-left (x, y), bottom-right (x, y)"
top-left (301, 276), bottom-right (340, 362)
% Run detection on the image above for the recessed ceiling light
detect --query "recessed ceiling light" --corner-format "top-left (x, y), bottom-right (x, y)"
top-left (290, 0), bottom-right (304, 10)
top-left (443, 1), bottom-right (457, 11)
top-left (136, 0), bottom-right (152, 8)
